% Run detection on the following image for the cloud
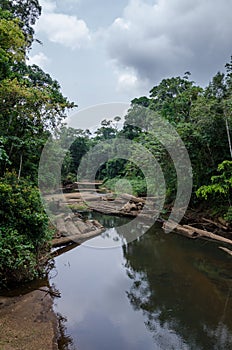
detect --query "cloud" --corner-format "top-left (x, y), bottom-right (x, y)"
top-left (106, 0), bottom-right (232, 86)
top-left (117, 71), bottom-right (138, 90)
top-left (115, 67), bottom-right (149, 95)
top-left (28, 52), bottom-right (50, 69)
top-left (36, 0), bottom-right (90, 49)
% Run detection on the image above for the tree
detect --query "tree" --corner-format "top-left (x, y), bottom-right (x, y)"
top-left (196, 160), bottom-right (232, 221)
top-left (0, 1), bottom-right (76, 286)
top-left (149, 75), bottom-right (202, 123)
top-left (0, 7), bottom-right (75, 180)
top-left (0, 0), bottom-right (41, 47)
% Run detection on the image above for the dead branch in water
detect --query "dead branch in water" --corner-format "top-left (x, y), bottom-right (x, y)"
top-left (163, 221), bottom-right (232, 246)
top-left (219, 246), bottom-right (232, 257)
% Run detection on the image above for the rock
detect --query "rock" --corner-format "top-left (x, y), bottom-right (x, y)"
top-left (121, 202), bottom-right (132, 212)
top-left (130, 203), bottom-right (137, 211)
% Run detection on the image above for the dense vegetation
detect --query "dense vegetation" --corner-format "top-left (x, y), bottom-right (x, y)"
top-left (61, 68), bottom-right (232, 221)
top-left (0, 0), bottom-right (231, 287)
top-left (0, 0), bottom-right (74, 287)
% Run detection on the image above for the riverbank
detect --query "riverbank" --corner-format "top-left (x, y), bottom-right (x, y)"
top-left (0, 288), bottom-right (58, 350)
top-left (48, 188), bottom-right (232, 250)
top-left (1, 191), bottom-right (231, 349)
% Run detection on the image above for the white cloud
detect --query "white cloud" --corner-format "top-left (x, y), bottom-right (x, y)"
top-left (28, 52), bottom-right (50, 69)
top-left (118, 72), bottom-right (138, 89)
top-left (39, 0), bottom-right (56, 12)
top-left (116, 69), bottom-right (140, 93)
top-left (106, 0), bottom-right (232, 86)
top-left (36, 0), bottom-right (91, 49)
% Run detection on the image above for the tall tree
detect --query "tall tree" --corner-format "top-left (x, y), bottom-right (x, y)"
top-left (0, 0), bottom-right (41, 46)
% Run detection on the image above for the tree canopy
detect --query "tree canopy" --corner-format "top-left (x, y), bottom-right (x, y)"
top-left (0, 0), bottom-right (76, 287)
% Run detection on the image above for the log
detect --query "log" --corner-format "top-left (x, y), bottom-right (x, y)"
top-left (119, 193), bottom-right (145, 204)
top-left (202, 217), bottom-right (228, 231)
top-left (163, 222), bottom-right (232, 246)
top-left (163, 222), bottom-right (198, 239)
top-left (73, 181), bottom-right (103, 187)
top-left (65, 199), bottom-right (83, 203)
top-left (183, 224), bottom-right (232, 245)
top-left (88, 220), bottom-right (104, 229)
top-left (38, 288), bottom-right (61, 298)
top-left (219, 246), bottom-right (232, 257)
top-left (82, 195), bottom-right (102, 202)
top-left (64, 193), bottom-right (82, 200)
top-left (51, 243), bottom-right (80, 258)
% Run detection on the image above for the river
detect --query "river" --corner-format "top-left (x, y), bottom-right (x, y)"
top-left (51, 214), bottom-right (232, 350)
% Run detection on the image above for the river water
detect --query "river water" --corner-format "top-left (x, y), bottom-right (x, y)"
top-left (51, 214), bottom-right (232, 350)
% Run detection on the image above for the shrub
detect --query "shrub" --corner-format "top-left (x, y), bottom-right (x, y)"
top-left (0, 172), bottom-right (51, 247)
top-left (0, 172), bottom-right (53, 287)
top-left (0, 227), bottom-right (38, 285)
top-left (196, 161), bottom-right (232, 221)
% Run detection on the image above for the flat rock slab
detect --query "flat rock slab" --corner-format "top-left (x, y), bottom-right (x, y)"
top-left (0, 289), bottom-right (58, 350)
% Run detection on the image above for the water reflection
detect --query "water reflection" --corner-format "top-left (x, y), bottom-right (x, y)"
top-left (57, 313), bottom-right (76, 350)
top-left (82, 211), bottom-right (153, 248)
top-left (51, 216), bottom-right (232, 350)
top-left (123, 225), bottom-right (232, 349)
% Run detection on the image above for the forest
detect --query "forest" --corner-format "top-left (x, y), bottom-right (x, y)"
top-left (0, 0), bottom-right (231, 287)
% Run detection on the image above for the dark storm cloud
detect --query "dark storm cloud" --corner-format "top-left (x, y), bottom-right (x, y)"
top-left (106, 0), bottom-right (232, 86)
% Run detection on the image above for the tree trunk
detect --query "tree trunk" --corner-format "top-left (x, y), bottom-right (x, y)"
top-left (18, 153), bottom-right (23, 181)
top-left (225, 115), bottom-right (232, 158)
top-left (219, 246), bottom-right (232, 257)
top-left (163, 221), bottom-right (232, 245)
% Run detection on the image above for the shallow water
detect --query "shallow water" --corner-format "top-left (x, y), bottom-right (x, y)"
top-left (51, 215), bottom-right (232, 350)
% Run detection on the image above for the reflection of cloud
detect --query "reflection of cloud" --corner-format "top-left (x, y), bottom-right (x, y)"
top-left (126, 268), bottom-right (190, 349)
top-left (106, 0), bottom-right (232, 85)
top-left (53, 245), bottom-right (154, 346)
top-left (36, 0), bottom-right (90, 49)
top-left (28, 52), bottom-right (50, 69)
top-left (53, 243), bottom-right (191, 349)
top-left (204, 322), bottom-right (232, 349)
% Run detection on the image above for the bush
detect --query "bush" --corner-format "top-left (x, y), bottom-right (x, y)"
top-left (0, 172), bottom-right (53, 287)
top-left (103, 176), bottom-right (147, 197)
top-left (0, 172), bottom-right (51, 246)
top-left (0, 227), bottom-right (38, 285)
top-left (225, 206), bottom-right (232, 223)
top-left (196, 161), bottom-right (232, 222)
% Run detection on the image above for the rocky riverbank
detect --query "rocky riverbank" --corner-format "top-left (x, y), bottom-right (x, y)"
top-left (1, 190), bottom-right (231, 349)
top-left (0, 288), bottom-right (58, 350)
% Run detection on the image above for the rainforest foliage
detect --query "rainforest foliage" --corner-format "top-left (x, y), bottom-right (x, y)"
top-left (0, 0), bottom-right (74, 286)
top-left (61, 66), bottom-right (232, 219)
top-left (0, 0), bottom-right (231, 286)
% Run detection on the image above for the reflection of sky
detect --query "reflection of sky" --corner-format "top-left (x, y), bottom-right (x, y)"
top-left (82, 218), bottom-right (155, 249)
top-left (204, 322), bottom-right (232, 350)
top-left (51, 237), bottom-right (190, 349)
top-left (53, 245), bottom-right (154, 349)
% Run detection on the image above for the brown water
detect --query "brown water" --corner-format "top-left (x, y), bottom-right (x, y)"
top-left (51, 215), bottom-right (232, 350)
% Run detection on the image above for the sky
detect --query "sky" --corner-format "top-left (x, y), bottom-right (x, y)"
top-left (28, 0), bottom-right (232, 110)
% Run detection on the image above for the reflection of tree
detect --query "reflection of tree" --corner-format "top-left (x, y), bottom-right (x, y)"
top-left (89, 212), bottom-right (131, 228)
top-left (123, 226), bottom-right (232, 349)
top-left (57, 313), bottom-right (76, 350)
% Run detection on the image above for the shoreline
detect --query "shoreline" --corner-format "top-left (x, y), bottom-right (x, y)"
top-left (0, 288), bottom-right (58, 350)
top-left (0, 196), bottom-right (231, 349)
